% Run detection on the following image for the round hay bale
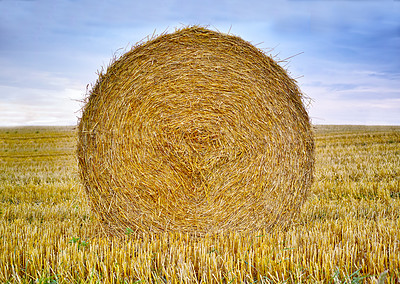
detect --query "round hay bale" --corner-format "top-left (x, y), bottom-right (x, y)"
top-left (77, 26), bottom-right (314, 237)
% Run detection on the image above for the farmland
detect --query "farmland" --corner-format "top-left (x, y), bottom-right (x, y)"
top-left (0, 125), bottom-right (399, 283)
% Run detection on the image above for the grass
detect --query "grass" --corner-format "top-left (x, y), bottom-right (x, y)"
top-left (0, 125), bottom-right (399, 283)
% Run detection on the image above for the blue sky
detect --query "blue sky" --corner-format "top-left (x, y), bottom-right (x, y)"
top-left (1, 0), bottom-right (399, 126)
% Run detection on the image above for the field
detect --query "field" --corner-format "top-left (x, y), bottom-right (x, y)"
top-left (0, 125), bottom-right (399, 283)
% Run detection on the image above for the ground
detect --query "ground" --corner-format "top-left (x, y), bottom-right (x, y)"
top-left (0, 125), bottom-right (399, 283)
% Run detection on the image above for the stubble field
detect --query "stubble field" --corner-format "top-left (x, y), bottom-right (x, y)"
top-left (0, 125), bottom-right (399, 283)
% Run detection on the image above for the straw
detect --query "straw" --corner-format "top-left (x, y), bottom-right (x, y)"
top-left (77, 26), bottom-right (315, 237)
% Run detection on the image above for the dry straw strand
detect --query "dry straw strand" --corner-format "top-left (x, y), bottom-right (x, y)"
top-left (77, 26), bottom-right (315, 237)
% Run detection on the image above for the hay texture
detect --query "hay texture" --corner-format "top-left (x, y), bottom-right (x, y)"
top-left (78, 26), bottom-right (314, 236)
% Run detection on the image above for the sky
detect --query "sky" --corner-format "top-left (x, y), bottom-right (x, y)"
top-left (0, 0), bottom-right (399, 126)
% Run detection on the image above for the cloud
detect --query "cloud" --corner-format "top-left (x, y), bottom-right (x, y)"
top-left (0, 0), bottom-right (399, 125)
top-left (301, 63), bottom-right (400, 124)
top-left (310, 96), bottom-right (400, 125)
top-left (0, 63), bottom-right (83, 126)
top-left (0, 85), bottom-right (82, 126)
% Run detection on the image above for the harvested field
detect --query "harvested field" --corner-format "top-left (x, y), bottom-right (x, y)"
top-left (0, 125), bottom-right (399, 283)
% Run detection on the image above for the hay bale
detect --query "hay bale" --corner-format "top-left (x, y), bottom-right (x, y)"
top-left (77, 26), bottom-right (314, 236)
